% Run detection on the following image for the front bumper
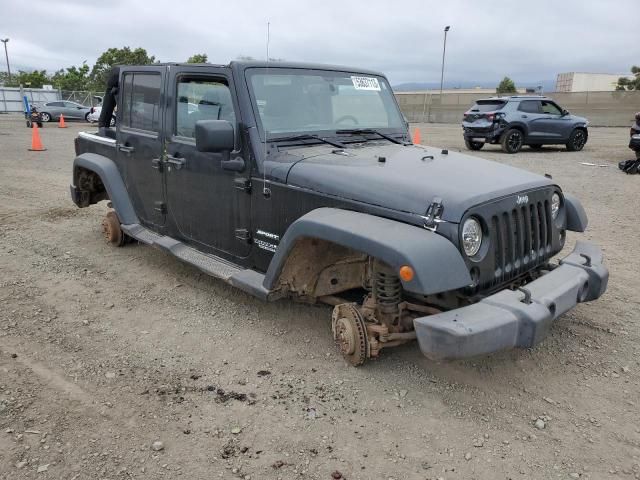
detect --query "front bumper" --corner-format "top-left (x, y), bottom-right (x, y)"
top-left (414, 241), bottom-right (608, 360)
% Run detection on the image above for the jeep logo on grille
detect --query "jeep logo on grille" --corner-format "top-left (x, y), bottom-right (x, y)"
top-left (516, 195), bottom-right (529, 205)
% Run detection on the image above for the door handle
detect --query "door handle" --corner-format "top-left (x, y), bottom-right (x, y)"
top-left (521, 115), bottom-right (528, 119)
top-left (166, 154), bottom-right (186, 170)
top-left (151, 158), bottom-right (163, 171)
top-left (117, 144), bottom-right (134, 153)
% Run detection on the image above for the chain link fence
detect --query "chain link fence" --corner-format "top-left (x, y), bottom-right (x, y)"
top-left (60, 91), bottom-right (103, 107)
top-left (395, 90), bottom-right (640, 127)
top-left (0, 88), bottom-right (103, 113)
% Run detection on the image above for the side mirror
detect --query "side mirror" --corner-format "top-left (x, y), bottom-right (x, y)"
top-left (561, 109), bottom-right (569, 116)
top-left (195, 120), bottom-right (235, 153)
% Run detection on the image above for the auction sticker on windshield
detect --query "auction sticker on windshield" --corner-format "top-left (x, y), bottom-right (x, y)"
top-left (351, 76), bottom-right (381, 91)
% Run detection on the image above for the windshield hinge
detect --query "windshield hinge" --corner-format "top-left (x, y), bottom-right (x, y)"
top-left (423, 197), bottom-right (444, 231)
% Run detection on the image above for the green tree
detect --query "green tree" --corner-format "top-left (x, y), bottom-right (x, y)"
top-left (496, 76), bottom-right (517, 94)
top-left (90, 47), bottom-right (156, 90)
top-left (51, 62), bottom-right (91, 91)
top-left (0, 72), bottom-right (11, 86)
top-left (616, 66), bottom-right (640, 91)
top-left (187, 53), bottom-right (208, 63)
top-left (7, 70), bottom-right (50, 88)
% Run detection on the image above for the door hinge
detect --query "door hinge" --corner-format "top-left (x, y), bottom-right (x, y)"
top-left (234, 177), bottom-right (252, 193)
top-left (154, 201), bottom-right (167, 214)
top-left (234, 228), bottom-right (252, 243)
top-left (151, 158), bottom-right (163, 171)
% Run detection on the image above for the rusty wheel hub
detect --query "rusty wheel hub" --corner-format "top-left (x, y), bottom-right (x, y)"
top-left (102, 211), bottom-right (124, 247)
top-left (331, 303), bottom-right (368, 366)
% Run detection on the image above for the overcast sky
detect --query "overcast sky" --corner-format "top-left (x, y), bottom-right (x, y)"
top-left (1, 0), bottom-right (636, 87)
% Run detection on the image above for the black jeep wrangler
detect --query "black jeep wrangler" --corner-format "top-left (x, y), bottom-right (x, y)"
top-left (70, 61), bottom-right (608, 365)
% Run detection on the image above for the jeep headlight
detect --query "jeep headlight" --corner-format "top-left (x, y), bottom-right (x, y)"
top-left (462, 217), bottom-right (482, 257)
top-left (551, 193), bottom-right (561, 219)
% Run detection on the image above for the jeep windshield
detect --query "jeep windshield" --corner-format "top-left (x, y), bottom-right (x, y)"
top-left (246, 68), bottom-right (406, 141)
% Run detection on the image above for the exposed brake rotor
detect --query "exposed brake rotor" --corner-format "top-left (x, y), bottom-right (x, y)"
top-left (331, 303), bottom-right (369, 366)
top-left (102, 211), bottom-right (125, 247)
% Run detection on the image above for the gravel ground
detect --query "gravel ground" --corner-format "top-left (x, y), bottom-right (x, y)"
top-left (0, 115), bottom-right (639, 480)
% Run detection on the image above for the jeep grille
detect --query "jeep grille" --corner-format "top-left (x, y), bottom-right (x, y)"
top-left (488, 199), bottom-right (553, 289)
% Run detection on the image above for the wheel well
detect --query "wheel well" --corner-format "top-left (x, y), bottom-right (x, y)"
top-left (74, 166), bottom-right (108, 206)
top-left (275, 238), bottom-right (369, 300)
top-left (506, 124), bottom-right (526, 136)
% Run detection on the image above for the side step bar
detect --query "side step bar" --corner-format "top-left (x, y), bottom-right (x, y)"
top-left (121, 224), bottom-right (270, 300)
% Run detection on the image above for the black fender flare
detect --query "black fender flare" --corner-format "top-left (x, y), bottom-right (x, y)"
top-left (263, 208), bottom-right (472, 296)
top-left (564, 193), bottom-right (588, 232)
top-left (72, 153), bottom-right (138, 225)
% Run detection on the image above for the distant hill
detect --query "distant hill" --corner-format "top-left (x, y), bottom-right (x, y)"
top-left (393, 79), bottom-right (556, 92)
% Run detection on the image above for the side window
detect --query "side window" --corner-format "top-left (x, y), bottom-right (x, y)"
top-left (541, 101), bottom-right (562, 115)
top-left (175, 77), bottom-right (236, 138)
top-left (120, 73), bottom-right (161, 132)
top-left (48, 102), bottom-right (64, 107)
top-left (518, 100), bottom-right (541, 114)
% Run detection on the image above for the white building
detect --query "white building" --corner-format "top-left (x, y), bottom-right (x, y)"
top-left (555, 72), bottom-right (633, 92)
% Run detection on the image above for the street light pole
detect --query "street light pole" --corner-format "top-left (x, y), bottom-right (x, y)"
top-left (439, 26), bottom-right (450, 96)
top-left (1, 39), bottom-right (10, 84)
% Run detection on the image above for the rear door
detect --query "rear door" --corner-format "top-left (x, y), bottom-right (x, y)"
top-left (517, 100), bottom-right (545, 140)
top-left (45, 101), bottom-right (64, 119)
top-left (116, 67), bottom-right (167, 228)
top-left (163, 66), bottom-right (252, 258)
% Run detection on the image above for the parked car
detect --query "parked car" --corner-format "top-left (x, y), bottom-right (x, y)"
top-left (87, 105), bottom-right (116, 126)
top-left (38, 100), bottom-right (92, 123)
top-left (70, 62), bottom-right (608, 365)
top-left (462, 96), bottom-right (589, 153)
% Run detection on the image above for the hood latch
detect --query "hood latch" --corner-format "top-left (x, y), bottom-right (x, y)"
top-left (423, 197), bottom-right (444, 232)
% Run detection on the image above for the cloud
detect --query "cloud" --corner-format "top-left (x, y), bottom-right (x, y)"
top-left (1, 0), bottom-right (636, 86)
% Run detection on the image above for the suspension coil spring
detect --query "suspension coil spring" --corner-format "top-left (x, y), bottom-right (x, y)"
top-left (373, 261), bottom-right (402, 313)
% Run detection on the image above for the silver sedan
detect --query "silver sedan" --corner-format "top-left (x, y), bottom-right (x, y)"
top-left (37, 101), bottom-right (92, 122)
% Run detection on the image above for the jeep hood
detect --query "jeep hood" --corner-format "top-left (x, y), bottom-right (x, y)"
top-left (283, 144), bottom-right (553, 222)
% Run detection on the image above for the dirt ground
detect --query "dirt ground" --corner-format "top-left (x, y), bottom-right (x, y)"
top-left (1, 115), bottom-right (639, 480)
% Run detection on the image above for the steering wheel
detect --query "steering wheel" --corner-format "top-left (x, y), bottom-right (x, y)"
top-left (335, 115), bottom-right (359, 125)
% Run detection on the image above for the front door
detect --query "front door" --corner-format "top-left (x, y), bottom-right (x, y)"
top-left (164, 67), bottom-right (251, 258)
top-left (537, 100), bottom-right (574, 140)
top-left (116, 67), bottom-right (167, 228)
top-left (63, 101), bottom-right (84, 119)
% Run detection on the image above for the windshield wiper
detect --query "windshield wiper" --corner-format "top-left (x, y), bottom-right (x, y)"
top-left (336, 128), bottom-right (405, 145)
top-left (269, 134), bottom-right (346, 149)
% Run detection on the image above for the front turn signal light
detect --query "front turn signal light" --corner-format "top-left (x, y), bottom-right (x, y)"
top-left (399, 265), bottom-right (414, 282)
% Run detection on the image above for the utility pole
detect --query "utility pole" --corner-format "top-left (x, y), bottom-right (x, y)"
top-left (1, 39), bottom-right (10, 84)
top-left (439, 26), bottom-right (450, 96)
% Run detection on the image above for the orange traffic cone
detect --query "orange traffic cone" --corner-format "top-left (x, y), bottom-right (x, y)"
top-left (29, 124), bottom-right (47, 151)
top-left (58, 114), bottom-right (67, 128)
top-left (413, 127), bottom-right (422, 145)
